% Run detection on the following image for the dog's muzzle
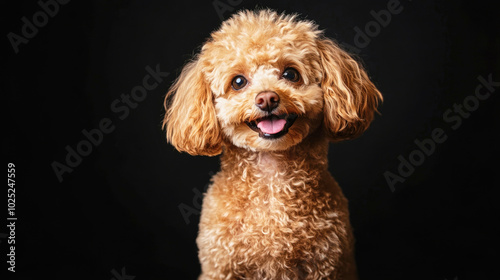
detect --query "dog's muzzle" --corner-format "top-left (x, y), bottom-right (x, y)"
top-left (245, 91), bottom-right (297, 139)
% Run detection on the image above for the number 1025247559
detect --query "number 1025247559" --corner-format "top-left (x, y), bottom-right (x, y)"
top-left (8, 163), bottom-right (16, 217)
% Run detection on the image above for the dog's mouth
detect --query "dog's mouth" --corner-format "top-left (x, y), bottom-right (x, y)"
top-left (245, 113), bottom-right (298, 139)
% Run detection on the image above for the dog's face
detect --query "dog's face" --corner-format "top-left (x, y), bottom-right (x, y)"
top-left (203, 13), bottom-right (326, 152)
top-left (164, 10), bottom-right (382, 156)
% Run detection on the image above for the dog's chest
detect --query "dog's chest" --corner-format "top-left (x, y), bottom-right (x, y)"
top-left (198, 167), bottom-right (348, 276)
top-left (213, 173), bottom-right (342, 249)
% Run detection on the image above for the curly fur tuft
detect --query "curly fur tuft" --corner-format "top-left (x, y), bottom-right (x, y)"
top-left (317, 38), bottom-right (383, 141)
top-left (163, 58), bottom-right (222, 156)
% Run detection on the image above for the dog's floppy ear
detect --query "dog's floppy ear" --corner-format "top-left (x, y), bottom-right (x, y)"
top-left (317, 37), bottom-right (383, 141)
top-left (162, 57), bottom-right (222, 156)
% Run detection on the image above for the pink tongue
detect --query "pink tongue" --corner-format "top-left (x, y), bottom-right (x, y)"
top-left (257, 116), bottom-right (287, 134)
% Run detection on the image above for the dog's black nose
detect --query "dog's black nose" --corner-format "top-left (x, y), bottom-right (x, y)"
top-left (255, 91), bottom-right (280, 112)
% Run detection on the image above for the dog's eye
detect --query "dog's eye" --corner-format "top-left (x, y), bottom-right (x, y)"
top-left (282, 68), bottom-right (300, 82)
top-left (231, 75), bottom-right (247, 90)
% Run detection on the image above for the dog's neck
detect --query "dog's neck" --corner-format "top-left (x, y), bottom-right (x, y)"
top-left (220, 134), bottom-right (330, 180)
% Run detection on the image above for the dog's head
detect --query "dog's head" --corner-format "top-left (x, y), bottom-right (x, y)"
top-left (163, 10), bottom-right (382, 156)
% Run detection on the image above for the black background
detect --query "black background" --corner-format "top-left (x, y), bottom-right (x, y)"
top-left (3, 0), bottom-right (499, 279)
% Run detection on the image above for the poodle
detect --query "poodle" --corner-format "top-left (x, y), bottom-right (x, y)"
top-left (163, 9), bottom-right (382, 280)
